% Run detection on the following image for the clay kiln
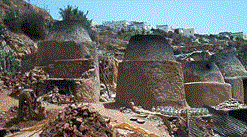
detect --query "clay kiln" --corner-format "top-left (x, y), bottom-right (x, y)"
top-left (34, 20), bottom-right (100, 102)
top-left (116, 35), bottom-right (188, 109)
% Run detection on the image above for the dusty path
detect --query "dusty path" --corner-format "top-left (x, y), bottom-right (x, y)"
top-left (0, 91), bottom-right (18, 112)
top-left (91, 102), bottom-right (171, 137)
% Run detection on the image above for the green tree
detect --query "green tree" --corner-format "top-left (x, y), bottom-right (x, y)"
top-left (59, 5), bottom-right (92, 29)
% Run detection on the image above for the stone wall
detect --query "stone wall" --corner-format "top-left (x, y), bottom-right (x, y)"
top-left (35, 41), bottom-right (91, 66)
top-left (116, 60), bottom-right (188, 109)
top-left (225, 77), bottom-right (244, 103)
top-left (42, 59), bottom-right (93, 79)
top-left (184, 82), bottom-right (232, 107)
top-left (21, 53), bottom-right (37, 73)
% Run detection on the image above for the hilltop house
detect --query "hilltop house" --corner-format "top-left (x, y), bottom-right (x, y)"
top-left (219, 32), bottom-right (231, 39)
top-left (218, 31), bottom-right (247, 40)
top-left (173, 28), bottom-right (197, 37)
top-left (102, 20), bottom-right (131, 31)
top-left (128, 22), bottom-right (151, 32)
top-left (183, 28), bottom-right (197, 37)
top-left (156, 25), bottom-right (174, 32)
top-left (231, 32), bottom-right (247, 40)
top-left (102, 20), bottom-right (151, 32)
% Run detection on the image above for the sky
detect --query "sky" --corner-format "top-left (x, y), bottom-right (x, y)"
top-left (26, 0), bottom-right (246, 34)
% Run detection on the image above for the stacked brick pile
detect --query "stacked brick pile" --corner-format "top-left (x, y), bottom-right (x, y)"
top-left (40, 104), bottom-right (114, 137)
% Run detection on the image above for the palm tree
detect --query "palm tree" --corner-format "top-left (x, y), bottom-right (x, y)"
top-left (59, 5), bottom-right (92, 29)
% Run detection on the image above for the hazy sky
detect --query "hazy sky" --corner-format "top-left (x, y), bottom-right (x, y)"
top-left (27, 0), bottom-right (246, 34)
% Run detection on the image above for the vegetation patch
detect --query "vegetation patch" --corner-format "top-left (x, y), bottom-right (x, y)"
top-left (3, 9), bottom-right (51, 40)
top-left (0, 27), bottom-right (20, 77)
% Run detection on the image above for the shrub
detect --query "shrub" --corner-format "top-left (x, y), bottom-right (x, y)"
top-left (20, 9), bottom-right (47, 40)
top-left (0, 27), bottom-right (20, 77)
top-left (3, 9), bottom-right (22, 33)
top-left (3, 9), bottom-right (50, 40)
top-left (59, 5), bottom-right (92, 29)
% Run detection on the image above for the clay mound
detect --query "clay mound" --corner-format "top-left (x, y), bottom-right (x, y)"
top-left (184, 82), bottom-right (232, 107)
top-left (116, 60), bottom-right (188, 110)
top-left (47, 20), bottom-right (92, 42)
top-left (211, 52), bottom-right (247, 77)
top-left (124, 35), bottom-right (175, 61)
top-left (183, 61), bottom-right (225, 83)
top-left (40, 104), bottom-right (114, 137)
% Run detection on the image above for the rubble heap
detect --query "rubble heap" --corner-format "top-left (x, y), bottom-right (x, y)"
top-left (213, 98), bottom-right (247, 110)
top-left (0, 68), bottom-right (48, 98)
top-left (40, 92), bottom-right (76, 104)
top-left (40, 104), bottom-right (114, 137)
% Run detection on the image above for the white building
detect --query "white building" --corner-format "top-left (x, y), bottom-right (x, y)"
top-left (102, 20), bottom-right (151, 32)
top-left (231, 32), bottom-right (247, 40)
top-left (218, 31), bottom-right (247, 40)
top-left (156, 25), bottom-right (174, 32)
top-left (129, 22), bottom-right (151, 32)
top-left (183, 28), bottom-right (197, 37)
top-left (102, 20), bottom-right (131, 31)
top-left (173, 28), bottom-right (196, 37)
top-left (219, 32), bottom-right (231, 38)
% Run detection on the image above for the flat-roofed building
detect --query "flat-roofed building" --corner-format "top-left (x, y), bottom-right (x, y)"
top-left (156, 25), bottom-right (174, 32)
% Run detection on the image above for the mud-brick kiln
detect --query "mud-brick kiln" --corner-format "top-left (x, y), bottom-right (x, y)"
top-left (116, 35), bottom-right (188, 110)
top-left (34, 20), bottom-right (100, 102)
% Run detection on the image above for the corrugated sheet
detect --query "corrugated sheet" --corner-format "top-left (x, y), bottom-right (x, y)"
top-left (204, 105), bottom-right (247, 137)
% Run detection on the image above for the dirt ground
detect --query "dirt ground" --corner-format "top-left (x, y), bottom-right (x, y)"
top-left (92, 102), bottom-right (171, 136)
top-left (0, 79), bottom-right (170, 137)
top-left (0, 80), bottom-right (19, 112)
top-left (0, 98), bottom-right (170, 136)
top-left (0, 92), bottom-right (18, 112)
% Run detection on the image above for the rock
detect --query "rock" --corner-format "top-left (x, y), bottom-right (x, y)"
top-left (136, 118), bottom-right (145, 124)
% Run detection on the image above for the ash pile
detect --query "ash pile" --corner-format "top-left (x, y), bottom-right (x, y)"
top-left (213, 98), bottom-right (247, 110)
top-left (40, 104), bottom-right (114, 137)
